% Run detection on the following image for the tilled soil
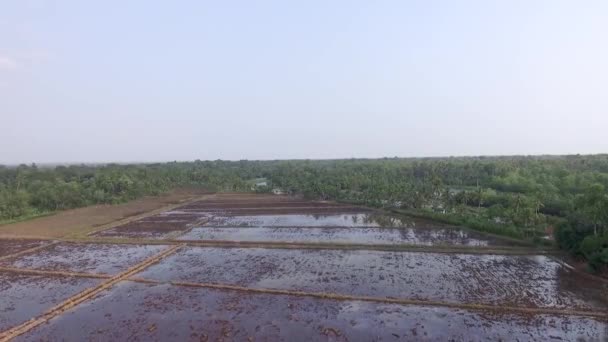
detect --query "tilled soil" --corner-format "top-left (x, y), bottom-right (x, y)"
top-left (17, 281), bottom-right (608, 341)
top-left (0, 271), bottom-right (101, 331)
top-left (0, 239), bottom-right (50, 258)
top-left (91, 211), bottom-right (210, 239)
top-left (135, 247), bottom-right (608, 311)
top-left (0, 243), bottom-right (167, 275)
top-left (176, 226), bottom-right (517, 246)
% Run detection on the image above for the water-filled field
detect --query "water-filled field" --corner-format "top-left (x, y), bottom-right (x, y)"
top-left (1, 194), bottom-right (605, 341)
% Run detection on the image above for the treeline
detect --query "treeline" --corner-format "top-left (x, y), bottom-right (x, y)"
top-left (260, 156), bottom-right (608, 271)
top-left (0, 161), bottom-right (256, 220)
top-left (1, 155), bottom-right (607, 272)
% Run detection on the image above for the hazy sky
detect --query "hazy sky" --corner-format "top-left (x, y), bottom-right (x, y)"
top-left (2, 1), bottom-right (607, 164)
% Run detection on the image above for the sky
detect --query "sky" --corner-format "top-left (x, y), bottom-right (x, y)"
top-left (1, 0), bottom-right (607, 164)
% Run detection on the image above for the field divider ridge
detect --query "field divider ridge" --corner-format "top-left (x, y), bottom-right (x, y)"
top-left (0, 241), bottom-right (60, 262)
top-left (124, 277), bottom-right (608, 319)
top-left (173, 240), bottom-right (557, 255)
top-left (0, 244), bottom-right (185, 341)
top-left (0, 266), bottom-right (111, 280)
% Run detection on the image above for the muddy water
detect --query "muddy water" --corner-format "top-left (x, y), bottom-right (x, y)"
top-left (18, 281), bottom-right (608, 341)
top-left (0, 243), bottom-right (167, 275)
top-left (0, 239), bottom-right (50, 258)
top-left (136, 247), bottom-right (608, 310)
top-left (0, 271), bottom-right (101, 331)
top-left (176, 226), bottom-right (514, 246)
top-left (208, 213), bottom-right (429, 227)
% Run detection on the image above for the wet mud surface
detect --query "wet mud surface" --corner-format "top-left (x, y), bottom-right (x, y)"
top-left (176, 226), bottom-right (516, 246)
top-left (0, 243), bottom-right (167, 275)
top-left (0, 271), bottom-right (101, 331)
top-left (136, 247), bottom-right (608, 310)
top-left (19, 281), bottom-right (608, 342)
top-left (5, 194), bottom-right (608, 339)
top-left (92, 212), bottom-right (209, 239)
top-left (0, 239), bottom-right (50, 258)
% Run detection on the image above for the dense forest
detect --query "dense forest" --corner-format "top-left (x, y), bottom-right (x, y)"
top-left (1, 155), bottom-right (607, 272)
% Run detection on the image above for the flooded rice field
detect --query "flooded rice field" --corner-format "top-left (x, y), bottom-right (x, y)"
top-left (0, 243), bottom-right (167, 275)
top-left (176, 226), bottom-right (517, 246)
top-left (135, 246), bottom-right (607, 311)
top-left (3, 194), bottom-right (607, 340)
top-left (0, 239), bottom-right (50, 258)
top-left (17, 281), bottom-right (608, 342)
top-left (206, 212), bottom-right (413, 227)
top-left (0, 271), bottom-right (101, 331)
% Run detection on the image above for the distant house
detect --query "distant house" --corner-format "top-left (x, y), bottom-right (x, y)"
top-left (272, 188), bottom-right (284, 195)
top-left (249, 178), bottom-right (268, 191)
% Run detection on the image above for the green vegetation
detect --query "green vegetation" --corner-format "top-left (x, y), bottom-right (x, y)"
top-left (1, 155), bottom-right (607, 272)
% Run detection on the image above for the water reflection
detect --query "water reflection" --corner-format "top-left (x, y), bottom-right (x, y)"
top-left (211, 212), bottom-right (442, 228)
top-left (178, 226), bottom-right (509, 246)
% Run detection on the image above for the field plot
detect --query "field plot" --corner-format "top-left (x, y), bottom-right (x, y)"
top-left (0, 243), bottom-right (167, 275)
top-left (17, 281), bottom-right (608, 342)
top-left (1, 193), bottom-right (607, 341)
top-left (91, 212), bottom-right (209, 239)
top-left (206, 213), bottom-right (409, 227)
top-left (136, 246), bottom-right (607, 311)
top-left (0, 239), bottom-right (51, 259)
top-left (0, 271), bottom-right (101, 331)
top-left (177, 226), bottom-right (516, 246)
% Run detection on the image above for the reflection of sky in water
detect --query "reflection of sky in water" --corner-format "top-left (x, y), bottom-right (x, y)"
top-left (178, 226), bottom-right (497, 246)
top-left (138, 247), bottom-right (607, 311)
top-left (210, 213), bottom-right (423, 227)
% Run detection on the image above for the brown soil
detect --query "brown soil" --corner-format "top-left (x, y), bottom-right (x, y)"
top-left (0, 189), bottom-right (211, 239)
top-left (92, 212), bottom-right (209, 239)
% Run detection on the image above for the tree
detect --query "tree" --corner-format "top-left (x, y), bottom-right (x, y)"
top-left (576, 184), bottom-right (608, 236)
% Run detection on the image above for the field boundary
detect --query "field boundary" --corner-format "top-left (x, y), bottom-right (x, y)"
top-left (0, 266), bottom-right (110, 280)
top-left (122, 278), bottom-right (608, 319)
top-left (176, 240), bottom-right (557, 255)
top-left (0, 244), bottom-right (184, 341)
top-left (43, 237), bottom-right (559, 255)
